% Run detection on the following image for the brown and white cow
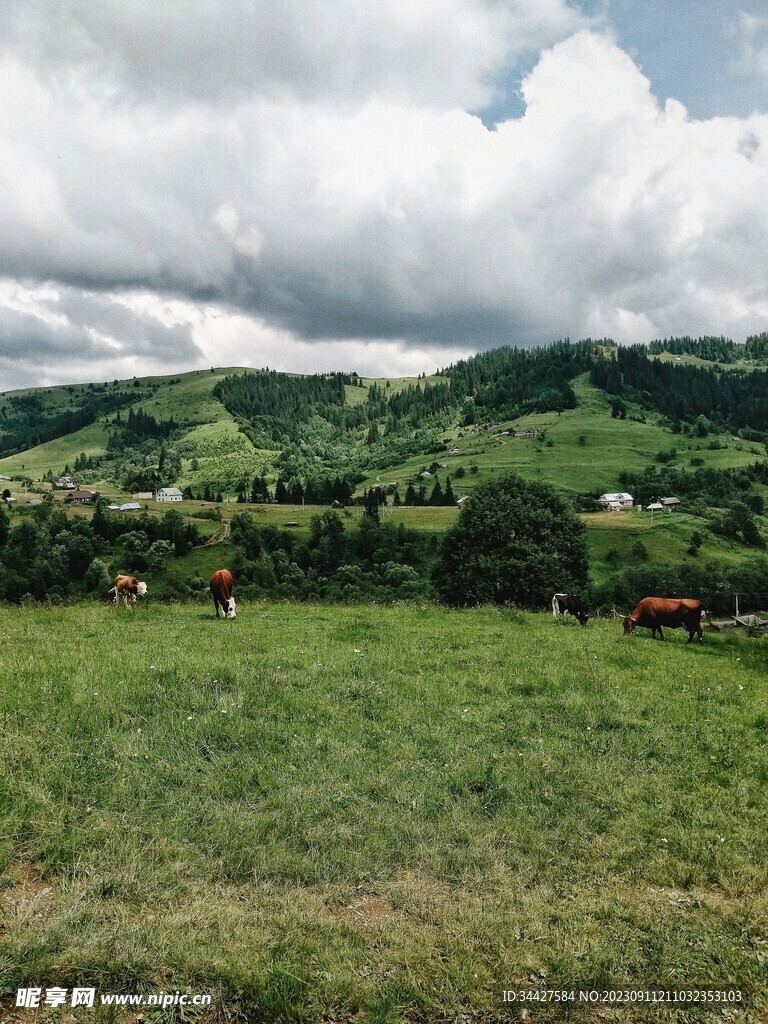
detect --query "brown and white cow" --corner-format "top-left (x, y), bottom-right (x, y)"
top-left (109, 574), bottom-right (148, 607)
top-left (552, 593), bottom-right (589, 626)
top-left (623, 597), bottom-right (719, 643)
top-left (210, 569), bottom-right (236, 619)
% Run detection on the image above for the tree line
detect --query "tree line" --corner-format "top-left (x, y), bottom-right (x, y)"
top-left (0, 387), bottom-right (136, 458)
top-left (647, 333), bottom-right (768, 363)
top-left (0, 498), bottom-right (201, 603)
top-left (591, 346), bottom-right (768, 436)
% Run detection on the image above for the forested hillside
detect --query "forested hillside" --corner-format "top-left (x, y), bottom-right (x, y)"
top-left (2, 336), bottom-right (768, 610)
top-left (4, 336), bottom-right (768, 498)
top-left (0, 384), bottom-right (137, 458)
top-left (591, 346), bottom-right (768, 434)
top-left (647, 332), bottom-right (768, 363)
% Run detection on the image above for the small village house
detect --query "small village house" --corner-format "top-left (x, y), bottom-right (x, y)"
top-left (63, 489), bottom-right (96, 505)
top-left (155, 487), bottom-right (183, 503)
top-left (598, 491), bottom-right (634, 509)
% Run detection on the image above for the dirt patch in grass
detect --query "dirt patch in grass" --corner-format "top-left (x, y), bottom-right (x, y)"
top-left (0, 1005), bottom-right (46, 1024)
top-left (0, 869), bottom-right (61, 1023)
top-left (651, 883), bottom-right (761, 916)
top-left (0, 861), bottom-right (57, 929)
top-left (335, 893), bottom-right (398, 930)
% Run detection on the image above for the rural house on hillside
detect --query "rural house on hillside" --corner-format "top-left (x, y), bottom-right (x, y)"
top-left (63, 489), bottom-right (96, 505)
top-left (599, 491), bottom-right (634, 509)
top-left (155, 487), bottom-right (183, 503)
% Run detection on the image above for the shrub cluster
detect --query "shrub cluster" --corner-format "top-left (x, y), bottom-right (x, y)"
top-left (227, 511), bottom-right (437, 602)
top-left (0, 498), bottom-right (202, 602)
top-left (590, 557), bottom-right (768, 616)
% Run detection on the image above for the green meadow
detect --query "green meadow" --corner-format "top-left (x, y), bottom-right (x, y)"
top-left (361, 377), bottom-right (766, 500)
top-left (4, 370), bottom-right (765, 509)
top-left (2, 602), bottom-right (766, 1022)
top-left (582, 509), bottom-right (758, 588)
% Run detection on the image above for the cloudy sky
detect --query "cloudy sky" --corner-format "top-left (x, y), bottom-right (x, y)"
top-left (2, 0), bottom-right (768, 389)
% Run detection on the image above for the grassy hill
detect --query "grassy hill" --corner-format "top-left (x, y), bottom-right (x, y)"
top-left (360, 376), bottom-right (766, 499)
top-left (2, 345), bottom-right (768, 610)
top-left (0, 368), bottom-right (252, 482)
top-left (2, 369), bottom-right (763, 502)
top-left (2, 601), bottom-right (766, 1022)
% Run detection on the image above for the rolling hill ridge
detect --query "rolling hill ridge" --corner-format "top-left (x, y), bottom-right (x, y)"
top-left (1, 337), bottom-right (768, 612)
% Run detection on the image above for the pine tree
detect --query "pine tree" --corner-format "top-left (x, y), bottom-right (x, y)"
top-left (364, 488), bottom-right (381, 524)
top-left (274, 478), bottom-right (289, 504)
top-left (428, 479), bottom-right (444, 505)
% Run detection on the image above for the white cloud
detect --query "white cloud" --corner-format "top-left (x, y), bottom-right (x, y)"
top-left (1, 6), bottom-right (768, 390)
top-left (0, 0), bottom-right (586, 110)
top-left (738, 12), bottom-right (768, 81)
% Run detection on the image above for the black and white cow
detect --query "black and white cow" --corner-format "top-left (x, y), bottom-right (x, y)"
top-left (551, 593), bottom-right (589, 626)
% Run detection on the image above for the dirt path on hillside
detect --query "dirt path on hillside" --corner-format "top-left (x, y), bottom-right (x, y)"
top-left (203, 521), bottom-right (230, 545)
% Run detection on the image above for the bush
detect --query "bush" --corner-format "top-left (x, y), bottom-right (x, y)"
top-left (656, 448), bottom-right (677, 464)
top-left (433, 472), bottom-right (589, 607)
top-left (631, 540), bottom-right (649, 561)
top-left (83, 557), bottom-right (111, 596)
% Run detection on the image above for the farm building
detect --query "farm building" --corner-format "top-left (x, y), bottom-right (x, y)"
top-left (599, 492), bottom-right (634, 508)
top-left (155, 487), bottom-right (183, 503)
top-left (661, 496), bottom-right (681, 508)
top-left (64, 490), bottom-right (96, 505)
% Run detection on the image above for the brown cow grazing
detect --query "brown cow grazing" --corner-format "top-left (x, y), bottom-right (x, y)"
top-left (552, 593), bottom-right (589, 625)
top-left (210, 569), bottom-right (236, 619)
top-left (109, 574), bottom-right (148, 607)
top-left (623, 597), bottom-right (720, 643)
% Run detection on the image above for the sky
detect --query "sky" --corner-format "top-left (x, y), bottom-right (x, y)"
top-left (2, 0), bottom-right (768, 390)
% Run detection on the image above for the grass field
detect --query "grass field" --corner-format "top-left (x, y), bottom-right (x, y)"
top-left (0, 368), bottom-right (252, 481)
top-left (582, 510), bottom-right (758, 586)
top-left (359, 377), bottom-right (766, 501)
top-left (1, 602), bottom-right (766, 1022)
